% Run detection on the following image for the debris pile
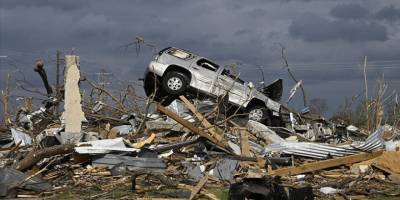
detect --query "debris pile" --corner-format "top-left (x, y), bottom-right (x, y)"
top-left (0, 54), bottom-right (399, 199)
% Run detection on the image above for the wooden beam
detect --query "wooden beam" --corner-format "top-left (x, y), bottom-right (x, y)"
top-left (189, 174), bottom-right (209, 200)
top-left (228, 120), bottom-right (257, 141)
top-left (156, 104), bottom-right (229, 151)
top-left (268, 151), bottom-right (383, 176)
top-left (179, 95), bottom-right (223, 141)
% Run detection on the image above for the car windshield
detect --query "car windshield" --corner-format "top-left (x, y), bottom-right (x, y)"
top-left (168, 48), bottom-right (192, 60)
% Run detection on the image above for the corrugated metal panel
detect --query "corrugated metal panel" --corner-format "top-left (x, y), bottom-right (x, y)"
top-left (265, 126), bottom-right (384, 159)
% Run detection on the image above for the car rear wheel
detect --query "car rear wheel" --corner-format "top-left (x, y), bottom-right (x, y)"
top-left (162, 72), bottom-right (188, 95)
top-left (248, 106), bottom-right (271, 125)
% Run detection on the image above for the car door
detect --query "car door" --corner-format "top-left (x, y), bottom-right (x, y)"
top-left (215, 68), bottom-right (249, 106)
top-left (190, 58), bottom-right (219, 95)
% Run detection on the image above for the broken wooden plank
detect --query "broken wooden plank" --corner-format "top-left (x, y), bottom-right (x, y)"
top-left (179, 95), bottom-right (224, 142)
top-left (200, 189), bottom-right (219, 200)
top-left (157, 104), bottom-right (230, 151)
top-left (132, 133), bottom-right (156, 148)
top-left (189, 174), bottom-right (209, 200)
top-left (178, 184), bottom-right (219, 200)
top-left (371, 151), bottom-right (400, 174)
top-left (268, 150), bottom-right (383, 176)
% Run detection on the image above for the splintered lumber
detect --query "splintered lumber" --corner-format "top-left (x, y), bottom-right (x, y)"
top-left (157, 104), bottom-right (230, 151)
top-left (179, 95), bottom-right (224, 141)
top-left (132, 133), bottom-right (156, 148)
top-left (16, 144), bottom-right (75, 171)
top-left (268, 150), bottom-right (383, 176)
top-left (189, 174), bottom-right (209, 200)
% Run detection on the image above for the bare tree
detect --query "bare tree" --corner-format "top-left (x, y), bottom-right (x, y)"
top-left (276, 43), bottom-right (308, 107)
top-left (0, 74), bottom-right (11, 126)
top-left (310, 98), bottom-right (328, 115)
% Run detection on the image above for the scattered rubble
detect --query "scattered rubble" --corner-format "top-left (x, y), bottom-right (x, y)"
top-left (0, 53), bottom-right (399, 199)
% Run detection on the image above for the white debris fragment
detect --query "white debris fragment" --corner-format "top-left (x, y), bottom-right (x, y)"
top-left (75, 138), bottom-right (139, 154)
top-left (346, 125), bottom-right (359, 132)
top-left (319, 187), bottom-right (338, 194)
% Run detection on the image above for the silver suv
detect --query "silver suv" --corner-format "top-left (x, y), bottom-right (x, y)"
top-left (143, 47), bottom-right (283, 125)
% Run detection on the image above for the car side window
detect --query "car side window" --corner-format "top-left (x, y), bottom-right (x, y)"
top-left (196, 59), bottom-right (219, 72)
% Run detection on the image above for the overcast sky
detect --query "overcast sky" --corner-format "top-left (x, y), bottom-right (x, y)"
top-left (1, 0), bottom-right (400, 114)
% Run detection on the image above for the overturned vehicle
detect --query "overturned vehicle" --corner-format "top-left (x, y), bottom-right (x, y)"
top-left (143, 47), bottom-right (286, 126)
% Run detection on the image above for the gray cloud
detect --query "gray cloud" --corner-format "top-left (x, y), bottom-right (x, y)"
top-left (289, 13), bottom-right (388, 42)
top-left (330, 3), bottom-right (370, 19)
top-left (375, 5), bottom-right (400, 21)
top-left (1, 0), bottom-right (400, 114)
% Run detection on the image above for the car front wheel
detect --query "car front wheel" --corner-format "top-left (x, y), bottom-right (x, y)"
top-left (247, 106), bottom-right (271, 125)
top-left (162, 71), bottom-right (188, 95)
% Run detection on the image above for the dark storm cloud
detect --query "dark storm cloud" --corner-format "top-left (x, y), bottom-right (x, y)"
top-left (1, 0), bottom-right (400, 114)
top-left (248, 8), bottom-right (267, 18)
top-left (0, 0), bottom-right (84, 11)
top-left (330, 3), bottom-right (370, 19)
top-left (289, 13), bottom-right (388, 42)
top-left (375, 5), bottom-right (400, 21)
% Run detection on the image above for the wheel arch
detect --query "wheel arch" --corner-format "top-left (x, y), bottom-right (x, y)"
top-left (164, 65), bottom-right (192, 83)
top-left (246, 98), bottom-right (267, 110)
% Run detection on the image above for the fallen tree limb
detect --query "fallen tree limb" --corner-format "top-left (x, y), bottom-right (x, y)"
top-left (16, 144), bottom-right (75, 171)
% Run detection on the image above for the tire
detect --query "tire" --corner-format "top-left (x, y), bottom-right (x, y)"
top-left (162, 71), bottom-right (188, 95)
top-left (247, 106), bottom-right (272, 125)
